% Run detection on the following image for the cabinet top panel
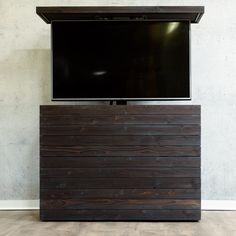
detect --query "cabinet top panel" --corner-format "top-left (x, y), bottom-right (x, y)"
top-left (36, 6), bottom-right (204, 24)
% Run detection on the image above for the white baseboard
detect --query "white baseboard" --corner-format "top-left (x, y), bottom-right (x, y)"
top-left (0, 200), bottom-right (236, 211)
top-left (0, 200), bottom-right (39, 210)
top-left (202, 200), bottom-right (236, 211)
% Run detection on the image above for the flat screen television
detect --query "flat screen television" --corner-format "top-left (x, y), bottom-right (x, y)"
top-left (52, 21), bottom-right (190, 100)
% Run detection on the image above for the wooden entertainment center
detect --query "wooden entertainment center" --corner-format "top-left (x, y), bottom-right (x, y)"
top-left (40, 105), bottom-right (201, 221)
top-left (37, 6), bottom-right (204, 221)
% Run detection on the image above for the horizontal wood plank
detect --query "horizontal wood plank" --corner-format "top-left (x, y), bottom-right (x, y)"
top-left (40, 209), bottom-right (201, 221)
top-left (41, 135), bottom-right (200, 146)
top-left (40, 105), bottom-right (201, 116)
top-left (41, 199), bottom-right (200, 210)
top-left (41, 125), bottom-right (200, 136)
top-left (41, 168), bottom-right (200, 178)
top-left (41, 114), bottom-right (200, 125)
top-left (41, 156), bottom-right (200, 168)
top-left (41, 188), bottom-right (201, 200)
top-left (41, 145), bottom-right (200, 157)
top-left (41, 177), bottom-right (200, 189)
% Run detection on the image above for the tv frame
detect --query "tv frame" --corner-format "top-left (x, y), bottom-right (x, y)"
top-left (51, 20), bottom-right (191, 101)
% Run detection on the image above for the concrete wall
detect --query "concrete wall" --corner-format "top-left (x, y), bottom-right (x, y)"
top-left (0, 0), bottom-right (236, 200)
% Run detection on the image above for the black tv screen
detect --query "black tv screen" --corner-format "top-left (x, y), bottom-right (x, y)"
top-left (52, 21), bottom-right (190, 100)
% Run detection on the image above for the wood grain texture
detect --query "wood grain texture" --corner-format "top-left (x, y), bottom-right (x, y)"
top-left (41, 199), bottom-right (200, 210)
top-left (41, 168), bottom-right (200, 178)
top-left (41, 145), bottom-right (200, 157)
top-left (40, 209), bottom-right (201, 221)
top-left (41, 114), bottom-right (200, 125)
top-left (41, 177), bottom-right (200, 189)
top-left (40, 105), bottom-right (200, 115)
top-left (41, 125), bottom-right (200, 136)
top-left (41, 189), bottom-right (201, 200)
top-left (36, 6), bottom-right (204, 14)
top-left (41, 156), bottom-right (200, 168)
top-left (40, 105), bottom-right (201, 221)
top-left (41, 135), bottom-right (200, 146)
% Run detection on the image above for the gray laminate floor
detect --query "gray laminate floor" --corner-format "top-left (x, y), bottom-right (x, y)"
top-left (0, 211), bottom-right (235, 236)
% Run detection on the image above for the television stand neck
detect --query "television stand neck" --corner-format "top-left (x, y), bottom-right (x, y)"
top-left (109, 100), bottom-right (127, 105)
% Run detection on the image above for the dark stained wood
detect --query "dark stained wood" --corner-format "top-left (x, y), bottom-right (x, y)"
top-left (41, 168), bottom-right (200, 178)
top-left (41, 189), bottom-right (201, 200)
top-left (41, 199), bottom-right (200, 210)
top-left (40, 209), bottom-right (201, 221)
top-left (36, 6), bottom-right (204, 24)
top-left (41, 125), bottom-right (200, 136)
top-left (41, 177), bottom-right (200, 189)
top-left (41, 135), bottom-right (200, 146)
top-left (41, 156), bottom-right (200, 168)
top-left (40, 105), bottom-right (200, 115)
top-left (41, 114), bottom-right (200, 125)
top-left (40, 105), bottom-right (201, 221)
top-left (41, 145), bottom-right (200, 157)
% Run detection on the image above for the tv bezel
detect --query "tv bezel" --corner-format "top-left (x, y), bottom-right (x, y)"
top-left (51, 20), bottom-right (191, 101)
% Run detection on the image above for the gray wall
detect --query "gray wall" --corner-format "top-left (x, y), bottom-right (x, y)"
top-left (0, 0), bottom-right (236, 200)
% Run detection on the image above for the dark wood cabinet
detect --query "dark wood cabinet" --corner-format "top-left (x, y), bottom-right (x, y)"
top-left (40, 105), bottom-right (201, 221)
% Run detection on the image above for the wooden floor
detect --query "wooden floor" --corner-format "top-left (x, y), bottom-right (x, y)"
top-left (0, 211), bottom-right (236, 236)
